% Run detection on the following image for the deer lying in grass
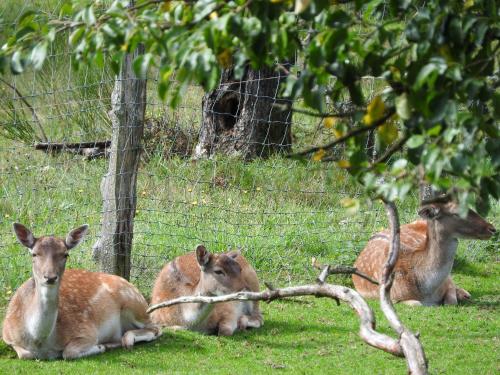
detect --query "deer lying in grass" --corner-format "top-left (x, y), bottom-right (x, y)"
top-left (353, 197), bottom-right (496, 306)
top-left (2, 223), bottom-right (161, 360)
top-left (150, 245), bottom-right (263, 336)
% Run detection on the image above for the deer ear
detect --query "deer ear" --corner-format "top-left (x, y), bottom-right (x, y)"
top-left (196, 245), bottom-right (211, 268)
top-left (227, 250), bottom-right (240, 259)
top-left (65, 224), bottom-right (89, 250)
top-left (418, 205), bottom-right (441, 220)
top-left (13, 223), bottom-right (36, 249)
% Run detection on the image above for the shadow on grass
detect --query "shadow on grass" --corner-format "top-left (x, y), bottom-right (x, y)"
top-left (0, 331), bottom-right (203, 361)
top-left (452, 258), bottom-right (495, 277)
top-left (0, 315), bottom-right (359, 362)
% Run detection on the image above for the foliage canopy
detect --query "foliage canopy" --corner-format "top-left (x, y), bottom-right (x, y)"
top-left (0, 0), bottom-right (498, 213)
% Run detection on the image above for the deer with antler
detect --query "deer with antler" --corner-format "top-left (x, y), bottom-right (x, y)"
top-left (353, 197), bottom-right (496, 306)
top-left (2, 223), bottom-right (161, 360)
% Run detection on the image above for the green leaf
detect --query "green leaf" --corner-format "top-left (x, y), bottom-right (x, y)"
top-left (395, 93), bottom-right (411, 120)
top-left (18, 10), bottom-right (36, 26)
top-left (83, 6), bottom-right (96, 26)
top-left (414, 60), bottom-right (446, 89)
top-left (11, 51), bottom-right (24, 74)
top-left (132, 53), bottom-right (152, 78)
top-left (30, 41), bottom-right (48, 70)
top-left (407, 135), bottom-right (425, 148)
top-left (69, 27), bottom-right (85, 46)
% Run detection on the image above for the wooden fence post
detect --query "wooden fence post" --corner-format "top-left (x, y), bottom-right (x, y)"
top-left (92, 42), bottom-right (146, 279)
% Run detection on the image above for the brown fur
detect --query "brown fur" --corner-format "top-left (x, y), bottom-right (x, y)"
top-left (151, 249), bottom-right (263, 335)
top-left (2, 224), bottom-right (160, 360)
top-left (353, 202), bottom-right (495, 305)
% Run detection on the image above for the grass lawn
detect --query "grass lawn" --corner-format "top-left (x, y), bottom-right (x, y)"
top-left (0, 137), bottom-right (498, 374)
top-left (0, 261), bottom-right (498, 374)
top-left (0, 2), bottom-right (498, 372)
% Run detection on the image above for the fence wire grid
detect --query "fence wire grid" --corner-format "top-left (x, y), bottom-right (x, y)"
top-left (0, 1), bottom-right (497, 304)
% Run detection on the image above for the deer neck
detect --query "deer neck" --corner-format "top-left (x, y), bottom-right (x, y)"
top-left (424, 220), bottom-right (458, 270)
top-left (27, 279), bottom-right (60, 342)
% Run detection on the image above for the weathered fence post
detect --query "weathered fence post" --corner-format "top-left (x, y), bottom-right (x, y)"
top-left (92, 40), bottom-right (146, 279)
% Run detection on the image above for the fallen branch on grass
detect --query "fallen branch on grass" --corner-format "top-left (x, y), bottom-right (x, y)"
top-left (34, 141), bottom-right (111, 159)
top-left (147, 282), bottom-right (404, 357)
top-left (149, 200), bottom-right (429, 374)
top-left (381, 200), bottom-right (428, 374)
top-left (311, 257), bottom-right (379, 285)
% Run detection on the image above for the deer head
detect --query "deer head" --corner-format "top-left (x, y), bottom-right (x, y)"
top-left (195, 245), bottom-right (245, 296)
top-left (418, 199), bottom-right (496, 240)
top-left (13, 223), bottom-right (89, 287)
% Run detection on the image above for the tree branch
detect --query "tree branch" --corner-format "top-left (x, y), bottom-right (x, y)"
top-left (147, 283), bottom-right (404, 357)
top-left (311, 257), bottom-right (379, 285)
top-left (290, 107), bottom-right (356, 118)
top-left (0, 78), bottom-right (46, 142)
top-left (381, 200), bottom-right (428, 374)
top-left (288, 109), bottom-right (395, 158)
top-left (370, 133), bottom-right (409, 166)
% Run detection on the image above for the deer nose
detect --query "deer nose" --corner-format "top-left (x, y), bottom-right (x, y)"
top-left (44, 275), bottom-right (58, 285)
top-left (488, 226), bottom-right (497, 235)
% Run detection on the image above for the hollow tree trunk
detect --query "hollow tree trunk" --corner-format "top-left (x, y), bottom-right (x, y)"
top-left (193, 65), bottom-right (292, 160)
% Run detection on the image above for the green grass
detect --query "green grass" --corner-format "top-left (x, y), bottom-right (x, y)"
top-left (0, 138), bottom-right (498, 374)
top-left (0, 262), bottom-right (498, 374)
top-left (0, 1), bottom-right (499, 373)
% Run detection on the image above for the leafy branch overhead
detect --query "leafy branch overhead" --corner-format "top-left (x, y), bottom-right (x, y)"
top-left (1, 0), bottom-right (498, 212)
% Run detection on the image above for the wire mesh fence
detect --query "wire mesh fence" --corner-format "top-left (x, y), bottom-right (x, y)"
top-left (0, 1), bottom-right (496, 305)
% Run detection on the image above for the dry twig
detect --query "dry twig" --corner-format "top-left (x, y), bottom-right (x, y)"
top-left (311, 257), bottom-right (379, 286)
top-left (381, 200), bottom-right (428, 374)
top-left (147, 283), bottom-right (404, 357)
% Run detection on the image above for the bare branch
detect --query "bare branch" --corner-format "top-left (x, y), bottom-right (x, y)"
top-left (35, 141), bottom-right (111, 150)
top-left (381, 200), bottom-right (428, 374)
top-left (370, 133), bottom-right (409, 166)
top-left (288, 109), bottom-right (396, 158)
top-left (290, 107), bottom-right (356, 118)
top-left (0, 78), bottom-right (46, 142)
top-left (147, 283), bottom-right (404, 358)
top-left (311, 257), bottom-right (379, 285)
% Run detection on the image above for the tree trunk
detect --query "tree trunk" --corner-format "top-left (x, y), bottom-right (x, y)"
top-left (91, 43), bottom-right (146, 280)
top-left (193, 65), bottom-right (292, 160)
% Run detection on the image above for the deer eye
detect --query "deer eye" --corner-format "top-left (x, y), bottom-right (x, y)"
top-left (214, 269), bottom-right (225, 276)
top-left (32, 254), bottom-right (37, 258)
top-left (63, 253), bottom-right (69, 259)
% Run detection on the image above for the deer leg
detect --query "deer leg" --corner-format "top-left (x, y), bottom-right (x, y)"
top-left (443, 288), bottom-right (458, 305)
top-left (217, 313), bottom-right (239, 336)
top-left (248, 308), bottom-right (264, 328)
top-left (442, 277), bottom-right (469, 305)
top-left (121, 327), bottom-right (162, 349)
top-left (62, 338), bottom-right (106, 360)
top-left (401, 300), bottom-right (424, 306)
top-left (103, 342), bottom-right (123, 350)
top-left (238, 312), bottom-right (263, 330)
top-left (12, 345), bottom-right (35, 360)
top-left (456, 287), bottom-right (471, 302)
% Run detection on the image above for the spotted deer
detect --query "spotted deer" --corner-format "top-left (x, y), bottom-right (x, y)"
top-left (2, 223), bottom-right (161, 360)
top-left (353, 198), bottom-right (496, 306)
top-left (150, 245), bottom-right (263, 336)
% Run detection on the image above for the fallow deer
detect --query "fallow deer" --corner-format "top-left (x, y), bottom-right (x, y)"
top-left (2, 223), bottom-right (161, 360)
top-left (150, 245), bottom-right (263, 336)
top-left (353, 197), bottom-right (496, 306)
